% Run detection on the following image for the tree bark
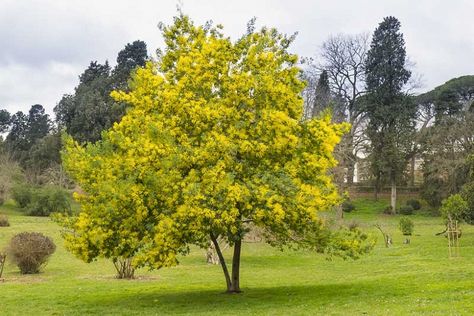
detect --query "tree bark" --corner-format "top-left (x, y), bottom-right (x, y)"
top-left (346, 159), bottom-right (355, 186)
top-left (229, 238), bottom-right (242, 293)
top-left (390, 176), bottom-right (397, 214)
top-left (210, 232), bottom-right (232, 291)
top-left (374, 173), bottom-right (380, 201)
top-left (410, 155), bottom-right (415, 187)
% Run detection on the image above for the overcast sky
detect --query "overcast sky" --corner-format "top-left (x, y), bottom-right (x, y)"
top-left (1, 0), bottom-right (473, 117)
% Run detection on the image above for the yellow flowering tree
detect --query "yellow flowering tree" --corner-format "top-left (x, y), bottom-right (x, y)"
top-left (61, 15), bottom-right (372, 291)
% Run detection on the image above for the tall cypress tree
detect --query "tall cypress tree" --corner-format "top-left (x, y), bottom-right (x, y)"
top-left (365, 16), bottom-right (415, 211)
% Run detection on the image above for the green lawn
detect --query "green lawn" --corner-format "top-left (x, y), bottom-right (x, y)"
top-left (1, 198), bottom-right (474, 315)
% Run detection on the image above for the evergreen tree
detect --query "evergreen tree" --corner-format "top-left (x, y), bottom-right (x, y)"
top-left (26, 104), bottom-right (50, 145)
top-left (312, 70), bottom-right (331, 117)
top-left (5, 105), bottom-right (51, 170)
top-left (0, 109), bottom-right (11, 133)
top-left (365, 16), bottom-right (414, 211)
top-left (54, 61), bottom-right (113, 143)
top-left (112, 40), bottom-right (148, 91)
top-left (55, 41), bottom-right (148, 144)
top-left (5, 111), bottom-right (29, 159)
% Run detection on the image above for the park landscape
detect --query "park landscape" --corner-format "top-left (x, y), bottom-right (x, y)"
top-left (1, 1), bottom-right (474, 315)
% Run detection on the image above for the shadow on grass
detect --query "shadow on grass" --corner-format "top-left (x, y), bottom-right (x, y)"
top-left (76, 280), bottom-right (402, 314)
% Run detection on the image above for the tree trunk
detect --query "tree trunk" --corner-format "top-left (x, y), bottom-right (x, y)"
top-left (210, 232), bottom-right (242, 293)
top-left (346, 159), bottom-right (355, 186)
top-left (229, 238), bottom-right (242, 293)
top-left (374, 173), bottom-right (380, 201)
top-left (210, 233), bottom-right (232, 291)
top-left (390, 176), bottom-right (397, 214)
top-left (410, 155), bottom-right (415, 187)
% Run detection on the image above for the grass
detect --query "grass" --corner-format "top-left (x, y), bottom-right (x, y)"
top-left (1, 197), bottom-right (474, 315)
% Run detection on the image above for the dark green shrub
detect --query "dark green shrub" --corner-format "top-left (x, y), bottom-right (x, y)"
top-left (0, 214), bottom-right (9, 227)
top-left (11, 185), bottom-right (33, 208)
top-left (7, 232), bottom-right (56, 274)
top-left (398, 205), bottom-right (414, 215)
top-left (406, 199), bottom-right (421, 211)
top-left (383, 206), bottom-right (393, 214)
top-left (399, 217), bottom-right (414, 236)
top-left (27, 186), bottom-right (71, 216)
top-left (341, 200), bottom-right (356, 213)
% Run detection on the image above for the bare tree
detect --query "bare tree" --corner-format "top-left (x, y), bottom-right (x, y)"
top-left (316, 33), bottom-right (370, 185)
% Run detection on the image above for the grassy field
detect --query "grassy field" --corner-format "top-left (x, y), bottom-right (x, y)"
top-left (1, 197), bottom-right (474, 315)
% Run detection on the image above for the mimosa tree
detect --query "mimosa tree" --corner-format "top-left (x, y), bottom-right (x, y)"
top-left (60, 15), bottom-right (372, 292)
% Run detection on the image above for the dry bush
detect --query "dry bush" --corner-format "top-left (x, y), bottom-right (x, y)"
top-left (0, 214), bottom-right (9, 227)
top-left (7, 232), bottom-right (56, 274)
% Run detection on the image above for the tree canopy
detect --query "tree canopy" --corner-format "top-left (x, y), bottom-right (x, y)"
top-left (60, 15), bottom-right (372, 292)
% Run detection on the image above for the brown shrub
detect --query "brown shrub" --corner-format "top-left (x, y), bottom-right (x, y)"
top-left (0, 214), bottom-right (9, 227)
top-left (7, 232), bottom-right (56, 274)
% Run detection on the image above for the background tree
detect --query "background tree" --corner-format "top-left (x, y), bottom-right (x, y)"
top-left (419, 76), bottom-right (474, 209)
top-left (305, 33), bottom-right (369, 185)
top-left (0, 152), bottom-right (23, 204)
top-left (61, 15), bottom-right (373, 292)
top-left (311, 70), bottom-right (331, 117)
top-left (54, 41), bottom-right (149, 143)
top-left (112, 40), bottom-right (149, 91)
top-left (4, 105), bottom-right (51, 183)
top-left (0, 109), bottom-right (11, 133)
top-left (26, 104), bottom-right (50, 146)
top-left (5, 111), bottom-right (29, 159)
top-left (54, 61), bottom-right (113, 143)
top-left (364, 16), bottom-right (414, 211)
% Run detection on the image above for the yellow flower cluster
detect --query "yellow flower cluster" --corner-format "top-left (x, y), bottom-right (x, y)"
top-left (60, 15), bottom-right (347, 269)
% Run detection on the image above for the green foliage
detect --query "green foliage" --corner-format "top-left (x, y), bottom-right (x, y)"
top-left (461, 155), bottom-right (474, 223)
top-left (12, 185), bottom-right (71, 216)
top-left (24, 133), bottom-right (62, 183)
top-left (11, 184), bottom-right (33, 208)
top-left (406, 199), bottom-right (421, 210)
top-left (365, 16), bottom-right (411, 105)
top-left (341, 200), bottom-right (356, 213)
top-left (398, 205), bottom-right (414, 215)
top-left (54, 41), bottom-right (149, 144)
top-left (419, 76), bottom-right (474, 208)
top-left (27, 186), bottom-right (71, 216)
top-left (383, 206), bottom-right (393, 214)
top-left (399, 217), bottom-right (414, 236)
top-left (364, 16), bottom-right (415, 210)
top-left (5, 111), bottom-right (29, 157)
top-left (0, 109), bottom-right (11, 133)
top-left (5, 105), bottom-right (51, 165)
top-left (7, 232), bottom-right (56, 274)
top-left (440, 194), bottom-right (468, 222)
top-left (0, 153), bottom-right (24, 203)
top-left (325, 225), bottom-right (375, 260)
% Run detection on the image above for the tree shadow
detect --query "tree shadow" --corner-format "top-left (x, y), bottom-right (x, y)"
top-left (77, 280), bottom-right (402, 314)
